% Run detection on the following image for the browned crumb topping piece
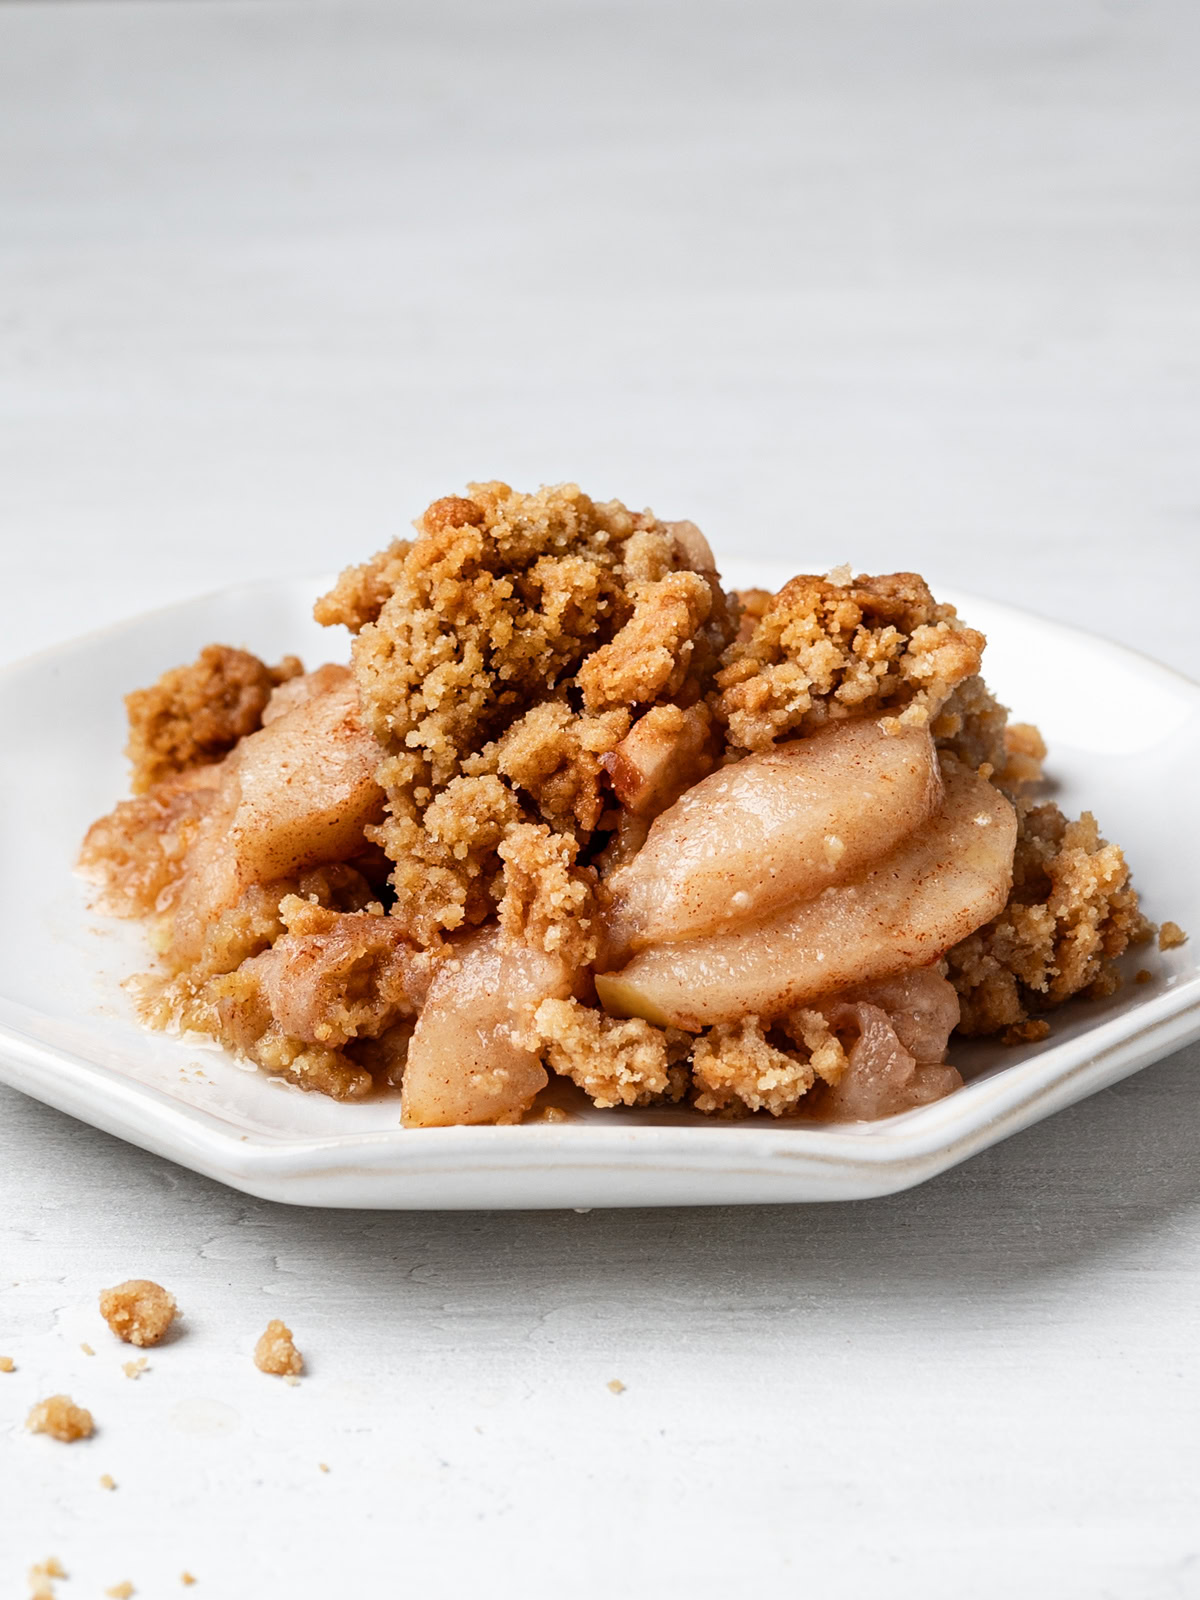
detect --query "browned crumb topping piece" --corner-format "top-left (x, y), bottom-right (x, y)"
top-left (80, 1343), bottom-right (95, 1356)
top-left (125, 645), bottom-right (302, 794)
top-left (106, 1583), bottom-right (135, 1599)
top-left (99, 1279), bottom-right (178, 1347)
top-left (715, 571), bottom-right (984, 752)
top-left (27, 1394), bottom-right (93, 1442)
top-left (948, 801), bottom-right (1153, 1036)
top-left (320, 483), bottom-right (736, 949)
top-left (318, 1462), bottom-right (330, 1473)
top-left (526, 997), bottom-right (691, 1108)
top-left (29, 1558), bottom-right (67, 1600)
top-left (254, 1319), bottom-right (303, 1376)
top-left (122, 1358), bottom-right (149, 1380)
top-left (691, 1012), bottom-right (846, 1117)
top-left (1159, 920), bottom-right (1188, 950)
top-left (312, 538), bottom-right (412, 633)
top-left (0, 1355), bottom-right (13, 1372)
top-left (607, 1379), bottom-right (626, 1394)
top-left (181, 1575), bottom-right (197, 1588)
top-left (99, 1473), bottom-right (117, 1490)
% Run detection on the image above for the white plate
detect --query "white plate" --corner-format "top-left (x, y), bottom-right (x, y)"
top-left (1, 568), bottom-right (1197, 1208)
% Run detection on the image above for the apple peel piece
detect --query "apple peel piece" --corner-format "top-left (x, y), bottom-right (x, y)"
top-left (595, 765), bottom-right (1016, 1029)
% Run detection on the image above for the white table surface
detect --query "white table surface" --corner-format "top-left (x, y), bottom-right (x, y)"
top-left (2, 2), bottom-right (1199, 1595)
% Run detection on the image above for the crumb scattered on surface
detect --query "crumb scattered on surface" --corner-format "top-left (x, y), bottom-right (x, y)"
top-left (80, 1343), bottom-right (95, 1357)
top-left (0, 1355), bottom-right (14, 1372)
top-left (99, 1279), bottom-right (178, 1347)
top-left (254, 1320), bottom-right (303, 1377)
top-left (28, 1557), bottom-right (66, 1599)
top-left (607, 1379), bottom-right (626, 1394)
top-left (318, 1462), bottom-right (330, 1473)
top-left (1159, 920), bottom-right (1188, 950)
top-left (106, 1583), bottom-right (135, 1598)
top-left (283, 1373), bottom-right (300, 1387)
top-left (125, 644), bottom-right (301, 794)
top-left (99, 1473), bottom-right (117, 1490)
top-left (1135, 968), bottom-right (1153, 985)
top-left (181, 1575), bottom-right (197, 1587)
top-left (27, 1394), bottom-right (94, 1442)
top-left (122, 1358), bottom-right (148, 1380)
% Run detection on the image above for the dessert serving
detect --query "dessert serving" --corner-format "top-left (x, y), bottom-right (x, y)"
top-left (78, 483), bottom-right (1154, 1127)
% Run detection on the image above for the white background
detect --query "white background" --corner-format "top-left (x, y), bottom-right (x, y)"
top-left (2, 1), bottom-right (1200, 1595)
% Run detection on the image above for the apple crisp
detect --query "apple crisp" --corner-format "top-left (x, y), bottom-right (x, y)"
top-left (80, 481), bottom-right (1156, 1125)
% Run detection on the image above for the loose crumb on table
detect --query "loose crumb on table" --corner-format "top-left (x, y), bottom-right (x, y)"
top-left (28, 1558), bottom-right (66, 1599)
top-left (607, 1378), bottom-right (626, 1394)
top-left (122, 1357), bottom-right (149, 1380)
top-left (99, 1279), bottom-right (178, 1347)
top-left (1159, 920), bottom-right (1188, 950)
top-left (181, 1574), bottom-right (197, 1587)
top-left (254, 1320), bottom-right (303, 1376)
top-left (0, 1355), bottom-right (14, 1372)
top-left (80, 1342), bottom-right (95, 1356)
top-left (99, 1473), bottom-right (117, 1490)
top-left (27, 1394), bottom-right (94, 1442)
top-left (106, 1583), bottom-right (135, 1599)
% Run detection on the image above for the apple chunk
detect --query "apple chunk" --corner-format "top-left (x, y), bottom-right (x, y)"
top-left (595, 765), bottom-right (1016, 1029)
top-left (401, 927), bottom-right (573, 1128)
top-left (604, 718), bottom-right (943, 956)
top-left (169, 674), bottom-right (385, 960)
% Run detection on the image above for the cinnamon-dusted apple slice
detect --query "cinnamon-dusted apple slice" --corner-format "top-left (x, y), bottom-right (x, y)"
top-left (401, 927), bottom-right (573, 1128)
top-left (595, 765), bottom-right (1016, 1029)
top-left (169, 674), bottom-right (385, 962)
top-left (604, 718), bottom-right (943, 958)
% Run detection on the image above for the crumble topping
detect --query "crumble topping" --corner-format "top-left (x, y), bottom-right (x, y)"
top-left (125, 644), bottom-right (301, 795)
top-left (715, 571), bottom-right (984, 752)
top-left (27, 1394), bottom-right (93, 1442)
top-left (99, 1279), bottom-right (178, 1347)
top-left (254, 1320), bottom-right (303, 1376)
top-left (1160, 920), bottom-right (1188, 950)
top-left (947, 802), bottom-right (1153, 1036)
top-left (122, 1358), bottom-right (149, 1380)
top-left (0, 1355), bottom-right (14, 1372)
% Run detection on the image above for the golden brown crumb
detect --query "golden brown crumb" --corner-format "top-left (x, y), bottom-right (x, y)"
top-left (607, 1379), bottom-right (626, 1394)
top-left (29, 1558), bottom-right (67, 1600)
top-left (1001, 1019), bottom-right (1052, 1046)
top-left (1159, 921), bottom-right (1188, 950)
top-left (26, 1394), bottom-right (93, 1442)
top-left (80, 1343), bottom-right (95, 1356)
top-left (332, 482), bottom-right (735, 949)
top-left (715, 571), bottom-right (984, 752)
top-left (122, 1358), bottom-right (149, 1380)
top-left (125, 645), bottom-right (301, 794)
top-left (254, 1320), bottom-right (303, 1376)
top-left (318, 1462), bottom-right (330, 1473)
top-left (526, 997), bottom-right (690, 1108)
top-left (691, 1014), bottom-right (844, 1116)
top-left (99, 1473), bottom-right (117, 1490)
top-left (99, 1279), bottom-right (178, 1347)
top-left (948, 801), bottom-right (1152, 1036)
top-left (1135, 968), bottom-right (1153, 985)
top-left (181, 1575), bottom-right (197, 1588)
top-left (0, 1355), bottom-right (14, 1372)
top-left (106, 1583), bottom-right (135, 1598)
top-left (311, 539), bottom-right (412, 633)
